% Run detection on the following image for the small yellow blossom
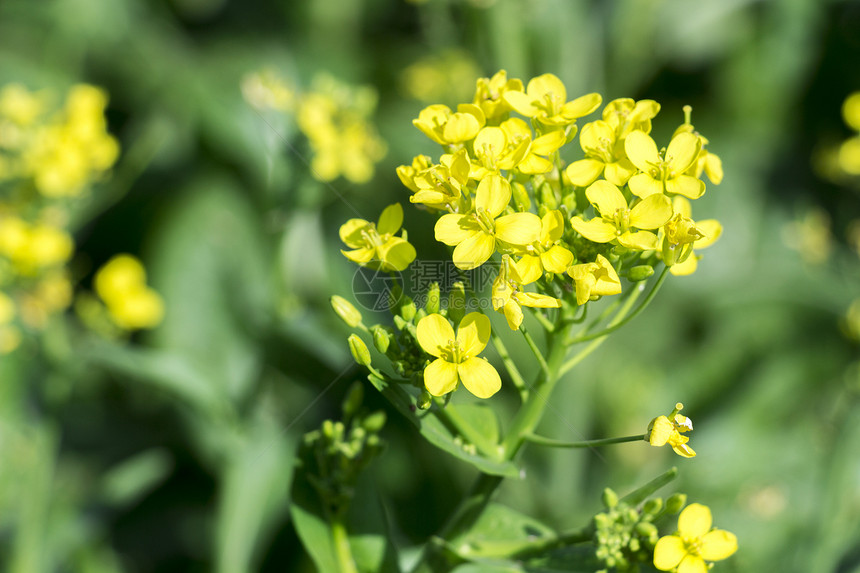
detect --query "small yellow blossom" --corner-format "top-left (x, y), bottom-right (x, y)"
top-left (470, 125), bottom-right (531, 179)
top-left (241, 69), bottom-right (296, 111)
top-left (565, 119), bottom-right (637, 187)
top-left (646, 402), bottom-right (695, 458)
top-left (503, 73), bottom-right (601, 128)
top-left (95, 254), bottom-right (164, 330)
top-left (654, 503), bottom-right (738, 572)
top-left (435, 174), bottom-right (540, 269)
top-left (416, 312), bottom-right (501, 398)
top-left (401, 50), bottom-right (481, 104)
top-left (340, 203), bottom-right (416, 272)
top-left (491, 255), bottom-right (561, 330)
top-left (406, 150), bottom-right (470, 211)
top-left (472, 70), bottom-right (523, 122)
top-left (569, 180), bottom-right (673, 250)
top-left (500, 118), bottom-right (566, 174)
top-left (625, 131), bottom-right (704, 199)
top-left (663, 197), bottom-right (722, 275)
top-left (515, 210), bottom-right (574, 284)
top-left (567, 254), bottom-right (622, 305)
top-left (842, 91), bottom-right (860, 132)
top-left (412, 103), bottom-right (485, 146)
top-left (601, 98), bottom-right (661, 139)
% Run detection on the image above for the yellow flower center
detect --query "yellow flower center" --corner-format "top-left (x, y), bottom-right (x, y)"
top-left (608, 208), bottom-right (631, 235)
top-left (474, 207), bottom-right (497, 235)
top-left (538, 92), bottom-right (561, 116)
top-left (682, 535), bottom-right (703, 557)
top-left (441, 339), bottom-right (467, 363)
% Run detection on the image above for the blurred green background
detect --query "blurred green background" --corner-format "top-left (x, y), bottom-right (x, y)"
top-left (1, 0), bottom-right (859, 571)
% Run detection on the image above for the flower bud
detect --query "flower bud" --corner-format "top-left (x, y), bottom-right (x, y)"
top-left (627, 265), bottom-right (655, 282)
top-left (425, 282), bottom-right (440, 314)
top-left (400, 298), bottom-right (417, 321)
top-left (448, 282), bottom-right (466, 324)
top-left (665, 493), bottom-right (687, 515)
top-left (362, 410), bottom-right (387, 433)
top-left (538, 181), bottom-right (558, 209)
top-left (371, 325), bottom-right (391, 354)
top-left (635, 521), bottom-right (659, 543)
top-left (331, 295), bottom-right (363, 327)
top-left (512, 181), bottom-right (531, 211)
top-left (602, 487), bottom-right (619, 509)
top-left (348, 334), bottom-right (371, 366)
top-left (417, 389), bottom-right (432, 410)
top-left (642, 497), bottom-right (663, 516)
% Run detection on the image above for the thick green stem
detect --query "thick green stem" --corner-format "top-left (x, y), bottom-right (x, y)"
top-left (523, 433), bottom-right (646, 448)
top-left (331, 516), bottom-right (359, 573)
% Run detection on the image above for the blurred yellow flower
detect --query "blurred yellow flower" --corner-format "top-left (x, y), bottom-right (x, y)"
top-left (95, 254), bottom-right (164, 330)
top-left (842, 91), bottom-right (860, 132)
top-left (646, 402), bottom-right (695, 458)
top-left (340, 203), bottom-right (416, 272)
top-left (416, 312), bottom-right (500, 398)
top-left (401, 51), bottom-right (481, 104)
top-left (654, 503), bottom-right (737, 572)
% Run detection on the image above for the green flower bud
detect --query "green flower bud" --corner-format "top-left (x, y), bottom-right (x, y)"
top-left (362, 410), bottom-right (387, 433)
top-left (322, 419), bottom-right (335, 439)
top-left (512, 181), bottom-right (531, 211)
top-left (371, 325), bottom-right (391, 354)
top-left (635, 521), bottom-right (659, 542)
top-left (602, 487), bottom-right (619, 509)
top-left (665, 493), bottom-right (687, 515)
top-left (642, 497), bottom-right (663, 516)
top-left (400, 298), bottom-right (417, 321)
top-left (627, 265), bottom-right (655, 282)
top-left (342, 382), bottom-right (364, 418)
top-left (393, 315), bottom-right (408, 331)
top-left (417, 389), bottom-right (432, 410)
top-left (331, 295), bottom-right (363, 327)
top-left (348, 334), bottom-right (371, 366)
top-left (538, 181), bottom-right (558, 210)
top-left (426, 282), bottom-right (441, 314)
top-left (350, 426), bottom-right (366, 443)
top-left (448, 282), bottom-right (466, 324)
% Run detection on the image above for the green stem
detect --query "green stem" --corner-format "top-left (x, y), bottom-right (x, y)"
top-left (331, 516), bottom-right (359, 573)
top-left (523, 433), bottom-right (646, 448)
top-left (520, 326), bottom-right (549, 376)
top-left (490, 332), bottom-right (528, 401)
top-left (510, 526), bottom-right (593, 558)
top-left (567, 265), bottom-right (670, 345)
top-left (528, 307), bottom-right (555, 332)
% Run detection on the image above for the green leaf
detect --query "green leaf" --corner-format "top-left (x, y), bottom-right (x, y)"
top-left (290, 470), bottom-right (339, 573)
top-left (452, 503), bottom-right (555, 559)
top-left (367, 375), bottom-right (519, 478)
top-left (99, 449), bottom-right (173, 508)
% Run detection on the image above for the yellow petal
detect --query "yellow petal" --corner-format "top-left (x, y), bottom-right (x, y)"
top-left (516, 153), bottom-right (553, 175)
top-left (411, 190), bottom-right (450, 207)
top-left (494, 212), bottom-right (541, 246)
top-left (671, 442), bottom-right (696, 458)
top-left (604, 159), bottom-right (636, 186)
top-left (541, 210), bottom-right (565, 243)
top-left (631, 194), bottom-right (673, 229)
top-left (503, 90), bottom-right (538, 117)
top-left (477, 174), bottom-right (512, 218)
top-left (700, 530), bottom-right (738, 561)
top-left (592, 255), bottom-right (622, 296)
top-left (561, 92), bottom-right (602, 119)
top-left (586, 180), bottom-right (627, 215)
top-left (377, 237), bottom-right (416, 271)
top-left (424, 358), bottom-right (459, 396)
top-left (341, 247), bottom-right (376, 264)
top-left (456, 312), bottom-right (491, 358)
top-left (458, 357), bottom-right (501, 398)
top-left (653, 535), bottom-right (686, 571)
top-left (565, 159), bottom-right (605, 187)
top-left (570, 216), bottom-right (617, 243)
top-left (528, 73), bottom-right (566, 103)
top-left (500, 117), bottom-right (531, 140)
top-left (704, 152), bottom-right (723, 184)
top-left (339, 218), bottom-right (371, 248)
top-left (377, 203), bottom-right (403, 235)
top-left (677, 555), bottom-right (708, 573)
top-left (579, 120), bottom-right (613, 152)
top-left (503, 299), bottom-right (523, 330)
top-left (540, 245), bottom-right (573, 273)
top-left (435, 214), bottom-right (478, 246)
top-left (695, 219), bottom-right (722, 249)
top-left (443, 112), bottom-right (481, 143)
top-left (666, 132), bottom-right (701, 174)
top-left (474, 126), bottom-right (508, 158)
top-left (517, 292), bottom-right (561, 308)
top-left (625, 131), bottom-right (660, 173)
top-left (678, 503), bottom-right (713, 538)
top-left (417, 314), bottom-right (456, 357)
top-left (670, 254), bottom-right (699, 276)
top-left (516, 254), bottom-right (543, 285)
top-left (628, 173), bottom-right (664, 198)
top-left (531, 129), bottom-right (566, 155)
top-left (666, 175), bottom-right (705, 199)
top-left (452, 231), bottom-right (495, 270)
top-left (618, 230), bottom-right (658, 250)
top-left (672, 195), bottom-right (692, 218)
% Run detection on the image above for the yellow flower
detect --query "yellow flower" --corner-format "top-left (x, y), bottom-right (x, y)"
top-left (412, 103), bottom-right (485, 145)
top-left (664, 197), bottom-right (722, 276)
top-left (653, 503), bottom-right (738, 573)
top-left (95, 254), bottom-right (164, 330)
top-left (567, 254), bottom-right (622, 305)
top-left (472, 69), bottom-right (524, 122)
top-left (434, 174), bottom-right (540, 270)
top-left (503, 73), bottom-right (601, 128)
top-left (406, 150), bottom-right (470, 211)
top-left (842, 91), bottom-right (860, 132)
top-left (569, 180), bottom-right (672, 250)
top-left (491, 255), bottom-right (561, 330)
top-left (564, 119), bottom-right (637, 187)
top-left (601, 98), bottom-right (661, 139)
top-left (416, 312), bottom-right (501, 398)
top-left (500, 118), bottom-right (566, 174)
top-left (625, 131), bottom-right (704, 199)
top-left (470, 125), bottom-right (531, 179)
top-left (0, 84), bottom-right (44, 125)
top-left (396, 154), bottom-right (433, 194)
top-left (340, 203), bottom-right (417, 272)
top-left (646, 402), bottom-right (695, 458)
top-left (515, 210), bottom-right (574, 284)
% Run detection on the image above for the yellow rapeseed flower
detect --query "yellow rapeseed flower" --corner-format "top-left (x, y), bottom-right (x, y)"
top-left (472, 69), bottom-right (523, 122)
top-left (515, 210), bottom-right (574, 284)
top-left (412, 103), bottom-right (486, 146)
top-left (646, 402), bottom-right (695, 458)
top-left (95, 254), bottom-right (164, 330)
top-left (664, 197), bottom-right (722, 276)
top-left (491, 255), bottom-right (561, 330)
top-left (625, 131), bottom-right (704, 199)
top-left (565, 119), bottom-right (637, 187)
top-left (434, 174), bottom-right (540, 269)
top-left (503, 73), bottom-right (601, 128)
top-left (569, 180), bottom-right (672, 250)
top-left (653, 503), bottom-right (737, 573)
top-left (567, 254), bottom-right (622, 306)
top-left (340, 203), bottom-right (416, 272)
top-left (416, 312), bottom-right (501, 398)
top-left (601, 98), bottom-right (661, 139)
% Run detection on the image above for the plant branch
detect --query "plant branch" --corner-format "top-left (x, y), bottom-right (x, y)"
top-left (523, 433), bottom-right (646, 448)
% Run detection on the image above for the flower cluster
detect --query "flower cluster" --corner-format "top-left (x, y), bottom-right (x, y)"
top-left (653, 503), bottom-right (737, 572)
top-left (242, 70), bottom-right (387, 184)
top-left (0, 83), bottom-right (119, 352)
top-left (397, 70), bottom-right (723, 333)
